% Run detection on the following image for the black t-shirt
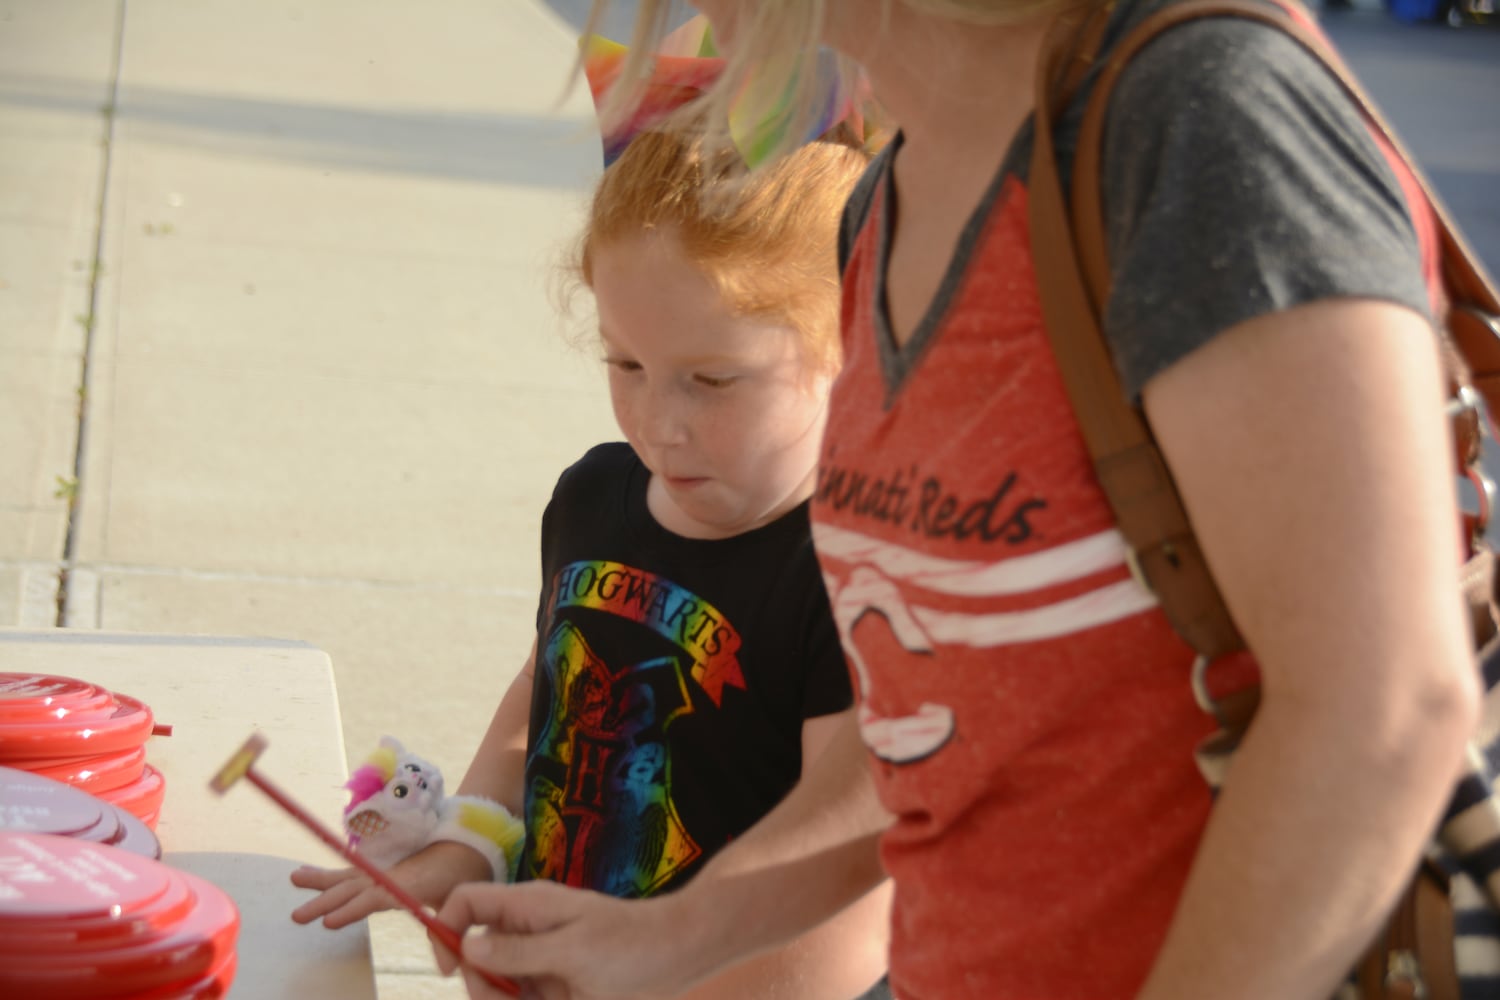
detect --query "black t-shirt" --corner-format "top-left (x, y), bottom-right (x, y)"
top-left (520, 442), bottom-right (852, 898)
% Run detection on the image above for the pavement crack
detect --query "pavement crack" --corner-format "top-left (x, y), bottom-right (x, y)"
top-left (56, 0), bottom-right (128, 626)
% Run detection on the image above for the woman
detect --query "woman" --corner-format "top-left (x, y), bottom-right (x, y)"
top-left (432, 2), bottom-right (1482, 997)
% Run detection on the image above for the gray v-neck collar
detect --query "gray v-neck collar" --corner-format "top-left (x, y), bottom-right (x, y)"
top-left (870, 121), bottom-right (1036, 407)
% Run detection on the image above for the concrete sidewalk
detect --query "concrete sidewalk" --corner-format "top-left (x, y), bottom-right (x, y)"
top-left (0, 1), bottom-right (617, 996)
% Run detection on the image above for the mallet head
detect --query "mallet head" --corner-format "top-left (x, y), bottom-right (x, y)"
top-left (210, 732), bottom-right (268, 794)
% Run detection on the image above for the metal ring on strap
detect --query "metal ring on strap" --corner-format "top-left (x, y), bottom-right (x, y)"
top-left (1465, 465), bottom-right (1496, 541)
top-left (1189, 654), bottom-right (1215, 717)
top-left (1446, 383), bottom-right (1481, 422)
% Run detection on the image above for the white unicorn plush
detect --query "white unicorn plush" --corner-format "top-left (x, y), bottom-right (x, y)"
top-left (342, 736), bottom-right (524, 880)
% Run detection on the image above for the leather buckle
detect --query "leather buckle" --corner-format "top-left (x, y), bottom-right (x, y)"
top-left (1124, 546), bottom-right (1154, 597)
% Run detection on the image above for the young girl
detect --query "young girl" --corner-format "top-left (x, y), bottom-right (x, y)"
top-left (291, 117), bottom-right (892, 998)
top-left (431, 1), bottom-right (1490, 999)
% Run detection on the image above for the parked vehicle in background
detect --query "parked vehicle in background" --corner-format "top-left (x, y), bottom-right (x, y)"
top-left (1385, 0), bottom-right (1493, 26)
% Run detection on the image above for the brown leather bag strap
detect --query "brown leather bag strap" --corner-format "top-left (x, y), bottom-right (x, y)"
top-left (1032, 10), bottom-right (1469, 997)
top-left (1029, 8), bottom-right (1244, 663)
top-left (1037, 0), bottom-right (1500, 667)
top-left (1072, 0), bottom-right (1500, 311)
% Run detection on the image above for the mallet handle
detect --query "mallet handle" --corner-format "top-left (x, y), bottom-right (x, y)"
top-left (245, 769), bottom-right (522, 996)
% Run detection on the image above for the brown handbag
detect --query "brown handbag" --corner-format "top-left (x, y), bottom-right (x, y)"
top-left (1028, 1), bottom-right (1500, 997)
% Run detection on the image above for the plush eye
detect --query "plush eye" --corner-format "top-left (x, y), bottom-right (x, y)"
top-left (417, 778), bottom-right (427, 790)
top-left (404, 763), bottom-right (421, 773)
top-left (393, 784), bottom-right (409, 799)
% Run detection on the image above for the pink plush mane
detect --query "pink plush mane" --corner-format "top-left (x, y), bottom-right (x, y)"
top-left (344, 763), bottom-right (390, 816)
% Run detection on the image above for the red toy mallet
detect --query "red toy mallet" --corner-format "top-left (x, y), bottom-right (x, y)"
top-left (209, 732), bottom-right (521, 997)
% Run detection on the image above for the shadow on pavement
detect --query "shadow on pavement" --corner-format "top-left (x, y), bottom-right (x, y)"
top-left (0, 71), bottom-right (601, 188)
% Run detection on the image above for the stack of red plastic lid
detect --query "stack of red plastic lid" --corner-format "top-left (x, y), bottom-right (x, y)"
top-left (0, 673), bottom-right (168, 828)
top-left (0, 765), bottom-right (161, 860)
top-left (0, 831), bottom-right (238, 997)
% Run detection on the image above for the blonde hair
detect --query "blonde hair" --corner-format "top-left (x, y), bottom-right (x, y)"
top-left (580, 1), bottom-right (1071, 167)
top-left (570, 126), bottom-right (870, 375)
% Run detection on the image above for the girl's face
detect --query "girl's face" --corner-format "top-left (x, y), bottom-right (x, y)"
top-left (591, 228), bottom-right (832, 540)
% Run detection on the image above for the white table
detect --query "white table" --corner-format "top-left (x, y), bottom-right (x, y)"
top-left (0, 628), bottom-right (378, 1000)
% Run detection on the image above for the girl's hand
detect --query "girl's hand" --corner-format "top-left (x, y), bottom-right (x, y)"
top-left (289, 865), bottom-right (394, 928)
top-left (290, 840), bottom-right (494, 929)
top-left (432, 880), bottom-right (709, 1000)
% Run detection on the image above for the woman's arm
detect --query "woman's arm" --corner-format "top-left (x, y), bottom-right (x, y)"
top-left (290, 641), bottom-right (539, 927)
top-left (1136, 298), bottom-right (1480, 999)
top-left (435, 709), bottom-right (891, 1000)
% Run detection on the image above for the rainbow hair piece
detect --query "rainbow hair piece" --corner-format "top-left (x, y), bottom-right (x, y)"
top-left (726, 44), bottom-right (870, 171)
top-left (583, 18), bottom-right (723, 167)
top-left (581, 15), bottom-right (886, 169)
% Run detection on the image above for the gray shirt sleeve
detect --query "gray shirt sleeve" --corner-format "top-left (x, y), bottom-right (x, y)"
top-left (1099, 16), bottom-right (1431, 399)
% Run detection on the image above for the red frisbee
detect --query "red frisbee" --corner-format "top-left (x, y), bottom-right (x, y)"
top-left (115, 803), bottom-right (163, 860)
top-left (95, 763), bottom-right (166, 828)
top-left (0, 673), bottom-right (156, 761)
top-left (0, 855), bottom-right (191, 951)
top-left (0, 765), bottom-right (121, 841)
top-left (0, 765), bottom-right (161, 860)
top-left (133, 950), bottom-right (237, 999)
top-left (22, 744), bottom-right (148, 795)
top-left (0, 833), bottom-right (239, 998)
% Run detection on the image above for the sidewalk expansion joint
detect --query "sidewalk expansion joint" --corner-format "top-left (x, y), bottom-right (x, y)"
top-left (54, 0), bottom-right (128, 627)
top-left (47, 562), bottom-right (535, 598)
